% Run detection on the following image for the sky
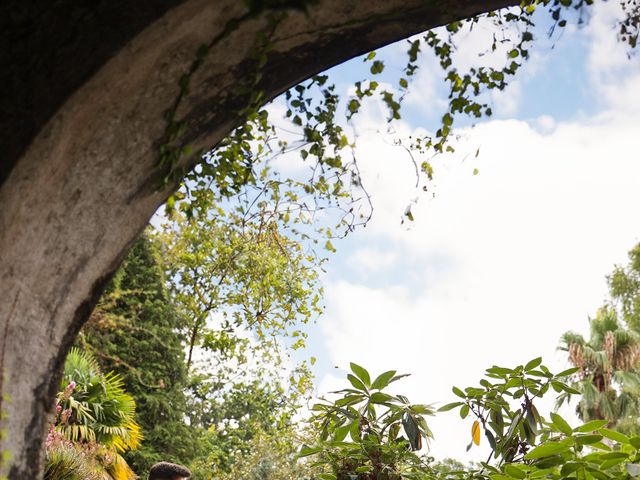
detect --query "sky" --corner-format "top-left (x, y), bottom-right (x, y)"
top-left (278, 1), bottom-right (640, 462)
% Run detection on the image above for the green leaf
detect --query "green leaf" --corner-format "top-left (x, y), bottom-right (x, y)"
top-left (349, 363), bottom-right (371, 387)
top-left (370, 60), bottom-right (385, 75)
top-left (556, 367), bottom-right (579, 377)
top-left (503, 464), bottom-right (526, 479)
top-left (347, 374), bottom-right (367, 392)
top-left (438, 402), bottom-right (464, 412)
top-left (575, 434), bottom-right (603, 445)
top-left (560, 462), bottom-right (582, 476)
top-left (576, 420), bottom-right (609, 432)
top-left (333, 424), bottom-right (351, 442)
top-left (600, 452), bottom-right (630, 460)
top-left (298, 446), bottom-right (322, 457)
top-left (402, 413), bottom-right (421, 450)
top-left (335, 395), bottom-right (364, 407)
top-left (550, 412), bottom-right (573, 436)
top-left (371, 370), bottom-right (396, 390)
top-left (317, 475), bottom-right (337, 480)
top-left (590, 441), bottom-right (612, 451)
top-left (524, 357), bottom-right (542, 371)
top-left (600, 428), bottom-right (630, 444)
top-left (370, 392), bottom-right (392, 404)
top-left (524, 440), bottom-right (572, 459)
top-left (601, 457), bottom-right (627, 470)
top-left (487, 366), bottom-right (513, 376)
top-left (460, 404), bottom-right (470, 419)
top-left (453, 386), bottom-right (466, 398)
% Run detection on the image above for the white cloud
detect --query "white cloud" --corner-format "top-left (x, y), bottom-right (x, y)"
top-left (585, 0), bottom-right (640, 112)
top-left (316, 77), bottom-right (640, 460)
top-left (491, 80), bottom-right (522, 117)
top-left (347, 247), bottom-right (398, 273)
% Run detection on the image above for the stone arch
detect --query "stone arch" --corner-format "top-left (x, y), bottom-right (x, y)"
top-left (0, 1), bottom-right (516, 476)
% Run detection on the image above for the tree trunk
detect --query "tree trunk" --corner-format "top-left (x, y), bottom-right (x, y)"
top-left (0, 0), bottom-right (516, 476)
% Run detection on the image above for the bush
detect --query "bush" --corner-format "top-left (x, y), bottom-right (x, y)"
top-left (44, 442), bottom-right (100, 480)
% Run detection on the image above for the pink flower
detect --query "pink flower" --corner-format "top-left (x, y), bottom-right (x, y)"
top-left (61, 409), bottom-right (72, 423)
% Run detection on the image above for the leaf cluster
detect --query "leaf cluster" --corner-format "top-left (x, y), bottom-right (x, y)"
top-left (302, 363), bottom-right (434, 480)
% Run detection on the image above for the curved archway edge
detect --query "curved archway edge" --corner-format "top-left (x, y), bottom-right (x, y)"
top-left (0, 0), bottom-right (515, 476)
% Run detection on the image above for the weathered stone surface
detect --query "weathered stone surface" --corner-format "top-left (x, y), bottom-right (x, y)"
top-left (0, 1), bottom-right (515, 476)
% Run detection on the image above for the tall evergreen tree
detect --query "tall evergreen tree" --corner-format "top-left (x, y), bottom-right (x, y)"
top-left (76, 234), bottom-right (195, 473)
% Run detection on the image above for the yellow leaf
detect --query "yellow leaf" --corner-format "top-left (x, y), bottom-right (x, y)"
top-left (472, 420), bottom-right (481, 446)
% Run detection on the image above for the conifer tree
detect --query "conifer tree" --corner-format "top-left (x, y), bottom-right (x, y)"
top-left (77, 234), bottom-right (195, 472)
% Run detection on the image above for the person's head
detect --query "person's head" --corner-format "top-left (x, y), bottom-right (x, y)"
top-left (148, 461), bottom-right (192, 480)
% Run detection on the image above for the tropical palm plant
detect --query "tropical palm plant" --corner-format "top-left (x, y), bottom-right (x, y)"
top-left (56, 347), bottom-right (142, 480)
top-left (558, 307), bottom-right (640, 433)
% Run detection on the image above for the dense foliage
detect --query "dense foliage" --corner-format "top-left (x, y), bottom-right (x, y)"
top-left (47, 2), bottom-right (640, 479)
top-left (45, 349), bottom-right (140, 480)
top-left (302, 364), bottom-right (435, 480)
top-left (559, 242), bottom-right (640, 435)
top-left (77, 235), bottom-right (196, 473)
top-left (74, 224), bottom-right (318, 478)
top-left (304, 361), bottom-right (640, 480)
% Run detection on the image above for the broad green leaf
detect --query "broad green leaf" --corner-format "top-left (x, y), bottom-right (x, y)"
top-left (556, 367), bottom-right (579, 377)
top-left (550, 412), bottom-right (573, 436)
top-left (336, 395), bottom-right (364, 407)
top-left (575, 434), bottom-right (603, 445)
top-left (576, 420), bottom-right (608, 432)
top-left (369, 392), bottom-right (392, 404)
top-left (600, 451), bottom-right (629, 460)
top-left (490, 475), bottom-right (512, 480)
top-left (333, 424), bottom-right (351, 442)
top-left (601, 457), bottom-right (628, 470)
top-left (453, 386), bottom-right (466, 398)
top-left (402, 413), bottom-right (422, 450)
top-left (350, 362), bottom-right (371, 387)
top-left (503, 464), bottom-right (526, 479)
top-left (347, 374), bottom-right (367, 392)
top-left (486, 429), bottom-right (497, 450)
top-left (317, 475), bottom-right (337, 480)
top-left (524, 440), bottom-right (572, 459)
top-left (531, 454), bottom-right (566, 468)
top-left (524, 357), bottom-right (542, 371)
top-left (371, 370), bottom-right (396, 390)
top-left (298, 446), bottom-right (322, 457)
top-left (560, 462), bottom-right (582, 476)
top-left (460, 404), bottom-right (470, 419)
top-left (486, 366), bottom-right (514, 376)
top-left (600, 428), bottom-right (630, 444)
top-left (438, 402), bottom-right (464, 412)
top-left (589, 442), bottom-right (612, 451)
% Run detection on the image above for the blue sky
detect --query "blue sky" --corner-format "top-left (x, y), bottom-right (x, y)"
top-left (277, 1), bottom-right (640, 461)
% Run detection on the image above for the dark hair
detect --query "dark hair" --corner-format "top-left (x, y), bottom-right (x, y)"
top-left (148, 462), bottom-right (192, 480)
